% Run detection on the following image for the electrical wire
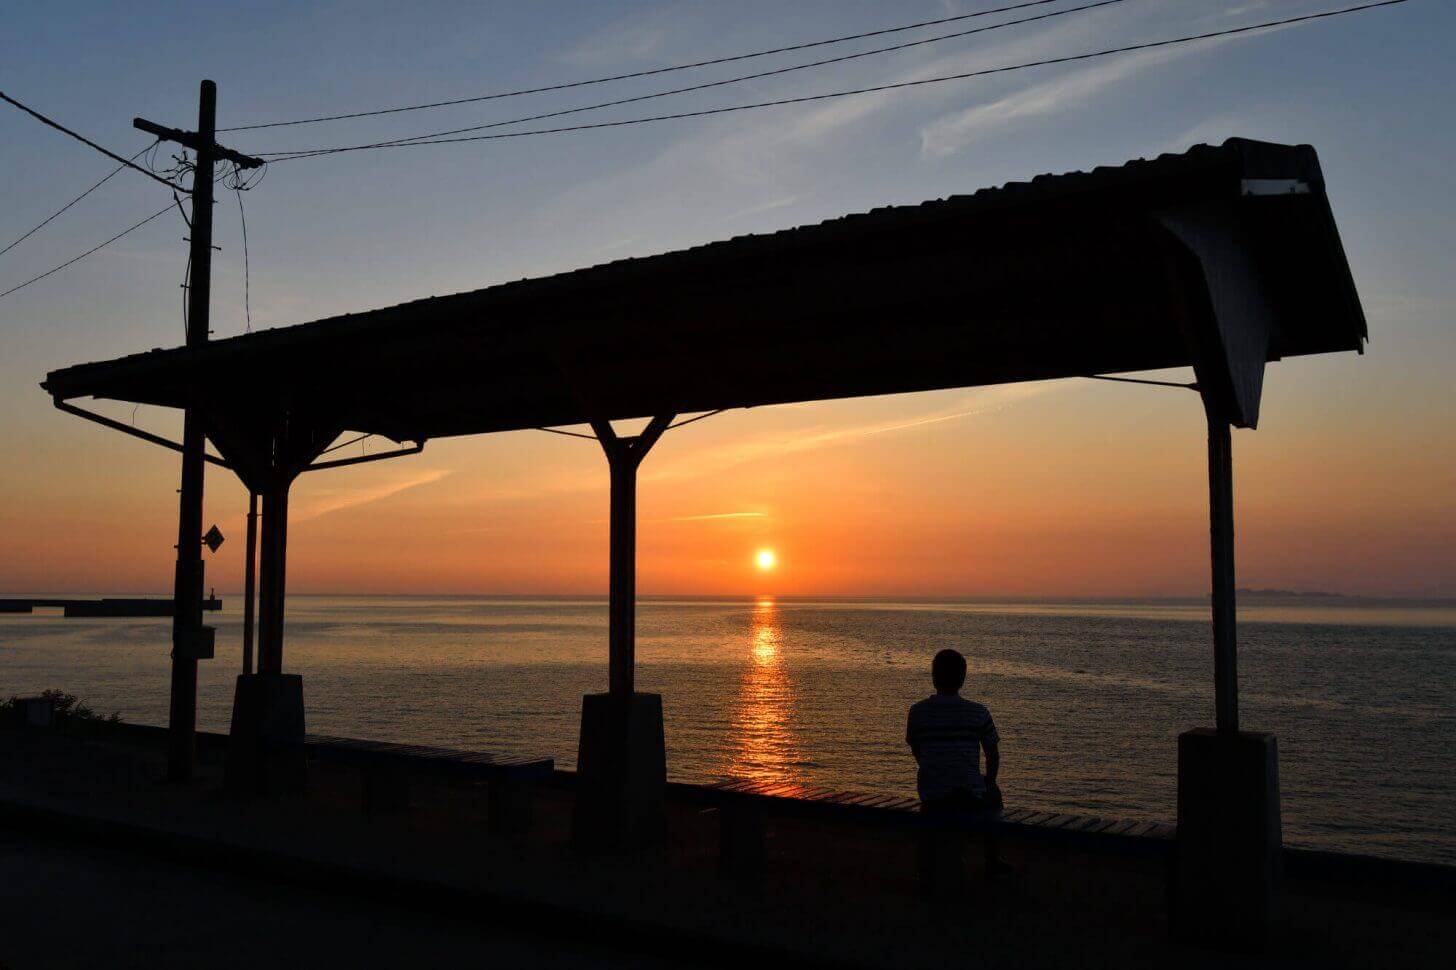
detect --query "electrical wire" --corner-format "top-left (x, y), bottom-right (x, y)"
top-left (257, 0), bottom-right (1126, 158)
top-left (667, 410), bottom-right (725, 431)
top-left (535, 426), bottom-right (600, 441)
top-left (219, 160), bottom-right (266, 333)
top-left (1, 141), bottom-right (158, 258)
top-left (1085, 374), bottom-right (1198, 390)
top-left (321, 432), bottom-right (374, 455)
top-left (262, 1), bottom-right (1409, 162)
top-left (235, 184), bottom-right (252, 332)
top-left (0, 203), bottom-right (175, 302)
top-left (220, 0), bottom-right (1076, 132)
top-left (181, 250), bottom-right (191, 339)
top-left (536, 409), bottom-right (727, 441)
top-left (0, 92), bottom-right (187, 191)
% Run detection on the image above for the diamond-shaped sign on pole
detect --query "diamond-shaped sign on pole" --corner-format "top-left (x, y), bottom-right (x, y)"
top-left (202, 525), bottom-right (225, 553)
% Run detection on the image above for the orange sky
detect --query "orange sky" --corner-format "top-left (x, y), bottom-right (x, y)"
top-left (3, 350), bottom-right (1450, 598)
top-left (2, 2), bottom-right (1453, 599)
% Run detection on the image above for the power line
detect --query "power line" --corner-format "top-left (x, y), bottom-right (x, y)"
top-left (235, 186), bottom-right (252, 332)
top-left (0, 142), bottom-right (158, 258)
top-left (667, 410), bottom-right (725, 431)
top-left (258, 0), bottom-right (1126, 159)
top-left (0, 92), bottom-right (187, 192)
top-left (1085, 374), bottom-right (1199, 390)
top-left (0, 203), bottom-right (175, 302)
top-left (223, 160), bottom-right (265, 333)
top-left (219, 0), bottom-right (1075, 132)
top-left (320, 432), bottom-right (374, 455)
top-left (263, 0), bottom-right (1409, 163)
top-left (536, 425), bottom-right (600, 441)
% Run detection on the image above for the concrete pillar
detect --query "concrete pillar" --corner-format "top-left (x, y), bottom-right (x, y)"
top-left (1173, 411), bottom-right (1282, 949)
top-left (225, 476), bottom-right (306, 796)
top-left (571, 415), bottom-right (674, 851)
top-left (1174, 729), bottom-right (1282, 949)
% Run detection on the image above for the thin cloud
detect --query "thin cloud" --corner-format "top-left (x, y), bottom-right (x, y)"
top-left (293, 468), bottom-right (452, 522)
top-left (726, 195), bottom-right (800, 221)
top-left (666, 511), bottom-right (769, 522)
top-left (644, 381), bottom-right (1061, 484)
top-left (461, 382), bottom-right (1062, 506)
top-left (585, 510), bottom-right (770, 526)
top-left (918, 36), bottom-right (1239, 158)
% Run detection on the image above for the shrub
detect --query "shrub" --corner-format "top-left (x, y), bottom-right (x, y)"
top-left (0, 690), bottom-right (121, 724)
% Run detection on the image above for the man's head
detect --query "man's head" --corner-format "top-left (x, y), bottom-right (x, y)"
top-left (931, 648), bottom-right (967, 694)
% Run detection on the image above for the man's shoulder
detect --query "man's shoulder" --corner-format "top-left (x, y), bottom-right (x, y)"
top-left (908, 694), bottom-right (993, 718)
top-left (959, 697), bottom-right (993, 717)
top-left (908, 695), bottom-right (938, 713)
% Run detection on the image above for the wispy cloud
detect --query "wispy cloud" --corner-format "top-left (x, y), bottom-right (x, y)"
top-left (919, 46), bottom-right (1179, 157)
top-left (917, 33), bottom-right (1245, 158)
top-left (293, 468), bottom-right (452, 522)
top-left (643, 381), bottom-right (1061, 484)
top-left (586, 510), bottom-right (770, 526)
top-left (665, 510), bottom-right (768, 522)
top-left (555, 5), bottom-right (696, 69)
top-left (726, 195), bottom-right (799, 222)
top-left (460, 382), bottom-right (1063, 507)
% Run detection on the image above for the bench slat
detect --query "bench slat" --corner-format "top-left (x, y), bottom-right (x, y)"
top-left (1064, 816), bottom-right (1108, 833)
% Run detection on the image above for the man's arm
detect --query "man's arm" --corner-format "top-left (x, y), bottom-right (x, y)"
top-left (983, 739), bottom-right (1000, 787)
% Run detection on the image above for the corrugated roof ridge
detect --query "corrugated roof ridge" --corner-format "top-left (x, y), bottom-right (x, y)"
top-left (46, 139), bottom-right (1256, 381)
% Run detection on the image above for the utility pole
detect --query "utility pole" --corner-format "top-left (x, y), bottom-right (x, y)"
top-left (135, 81), bottom-right (263, 782)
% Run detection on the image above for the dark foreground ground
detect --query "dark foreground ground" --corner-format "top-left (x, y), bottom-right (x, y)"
top-left (1, 724), bottom-right (1451, 969)
top-left (0, 831), bottom-right (683, 969)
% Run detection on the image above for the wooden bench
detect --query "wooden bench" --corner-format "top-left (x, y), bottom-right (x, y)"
top-left (680, 778), bottom-right (1176, 884)
top-left (304, 735), bottom-right (553, 835)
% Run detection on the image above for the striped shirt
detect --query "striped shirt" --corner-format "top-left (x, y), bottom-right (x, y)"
top-left (906, 693), bottom-right (999, 801)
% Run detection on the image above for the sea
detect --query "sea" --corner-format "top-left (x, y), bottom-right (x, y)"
top-left (3, 594), bottom-right (1453, 866)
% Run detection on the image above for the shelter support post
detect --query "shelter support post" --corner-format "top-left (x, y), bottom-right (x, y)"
top-left (1173, 403), bottom-right (1281, 951)
top-left (241, 492), bottom-right (257, 675)
top-left (257, 482), bottom-right (290, 676)
top-left (572, 414), bottom-right (675, 852)
top-left (1207, 414), bottom-right (1238, 734)
top-left (206, 417), bottom-right (409, 796)
top-left (225, 470), bottom-right (305, 796)
top-left (607, 451), bottom-right (638, 696)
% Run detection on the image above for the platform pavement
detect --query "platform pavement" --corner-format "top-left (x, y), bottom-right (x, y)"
top-left (1, 727), bottom-right (1450, 969)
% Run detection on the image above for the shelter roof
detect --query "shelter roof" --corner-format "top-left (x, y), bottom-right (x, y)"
top-left (43, 138), bottom-right (1365, 438)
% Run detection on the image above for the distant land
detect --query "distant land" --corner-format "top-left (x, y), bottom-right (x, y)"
top-left (1235, 588), bottom-right (1345, 598)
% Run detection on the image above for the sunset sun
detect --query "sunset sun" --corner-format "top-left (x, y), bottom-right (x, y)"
top-left (755, 548), bottom-right (778, 571)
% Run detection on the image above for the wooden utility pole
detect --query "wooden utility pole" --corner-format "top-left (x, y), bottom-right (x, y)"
top-left (135, 81), bottom-right (263, 781)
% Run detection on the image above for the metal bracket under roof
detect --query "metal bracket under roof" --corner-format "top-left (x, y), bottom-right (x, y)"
top-left (1240, 178), bottom-right (1310, 197)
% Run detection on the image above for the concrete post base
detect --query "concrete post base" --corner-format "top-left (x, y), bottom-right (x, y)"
top-left (571, 692), bottom-right (665, 852)
top-left (225, 673), bottom-right (306, 796)
top-left (1173, 728), bottom-right (1282, 951)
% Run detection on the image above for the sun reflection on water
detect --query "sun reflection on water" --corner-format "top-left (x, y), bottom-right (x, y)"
top-left (725, 596), bottom-right (804, 785)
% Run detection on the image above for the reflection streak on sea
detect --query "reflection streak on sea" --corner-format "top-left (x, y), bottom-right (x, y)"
top-left (723, 596), bottom-right (803, 785)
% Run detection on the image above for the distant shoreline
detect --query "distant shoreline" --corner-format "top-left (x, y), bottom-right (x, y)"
top-left (3, 591), bottom-right (1454, 608)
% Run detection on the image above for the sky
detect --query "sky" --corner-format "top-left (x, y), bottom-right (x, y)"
top-left (0, 0), bottom-right (1452, 598)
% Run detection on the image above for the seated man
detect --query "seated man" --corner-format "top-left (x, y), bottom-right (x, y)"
top-left (907, 648), bottom-right (1010, 883)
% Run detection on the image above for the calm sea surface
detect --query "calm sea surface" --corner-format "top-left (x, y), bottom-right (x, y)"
top-left (3, 595), bottom-right (1453, 865)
